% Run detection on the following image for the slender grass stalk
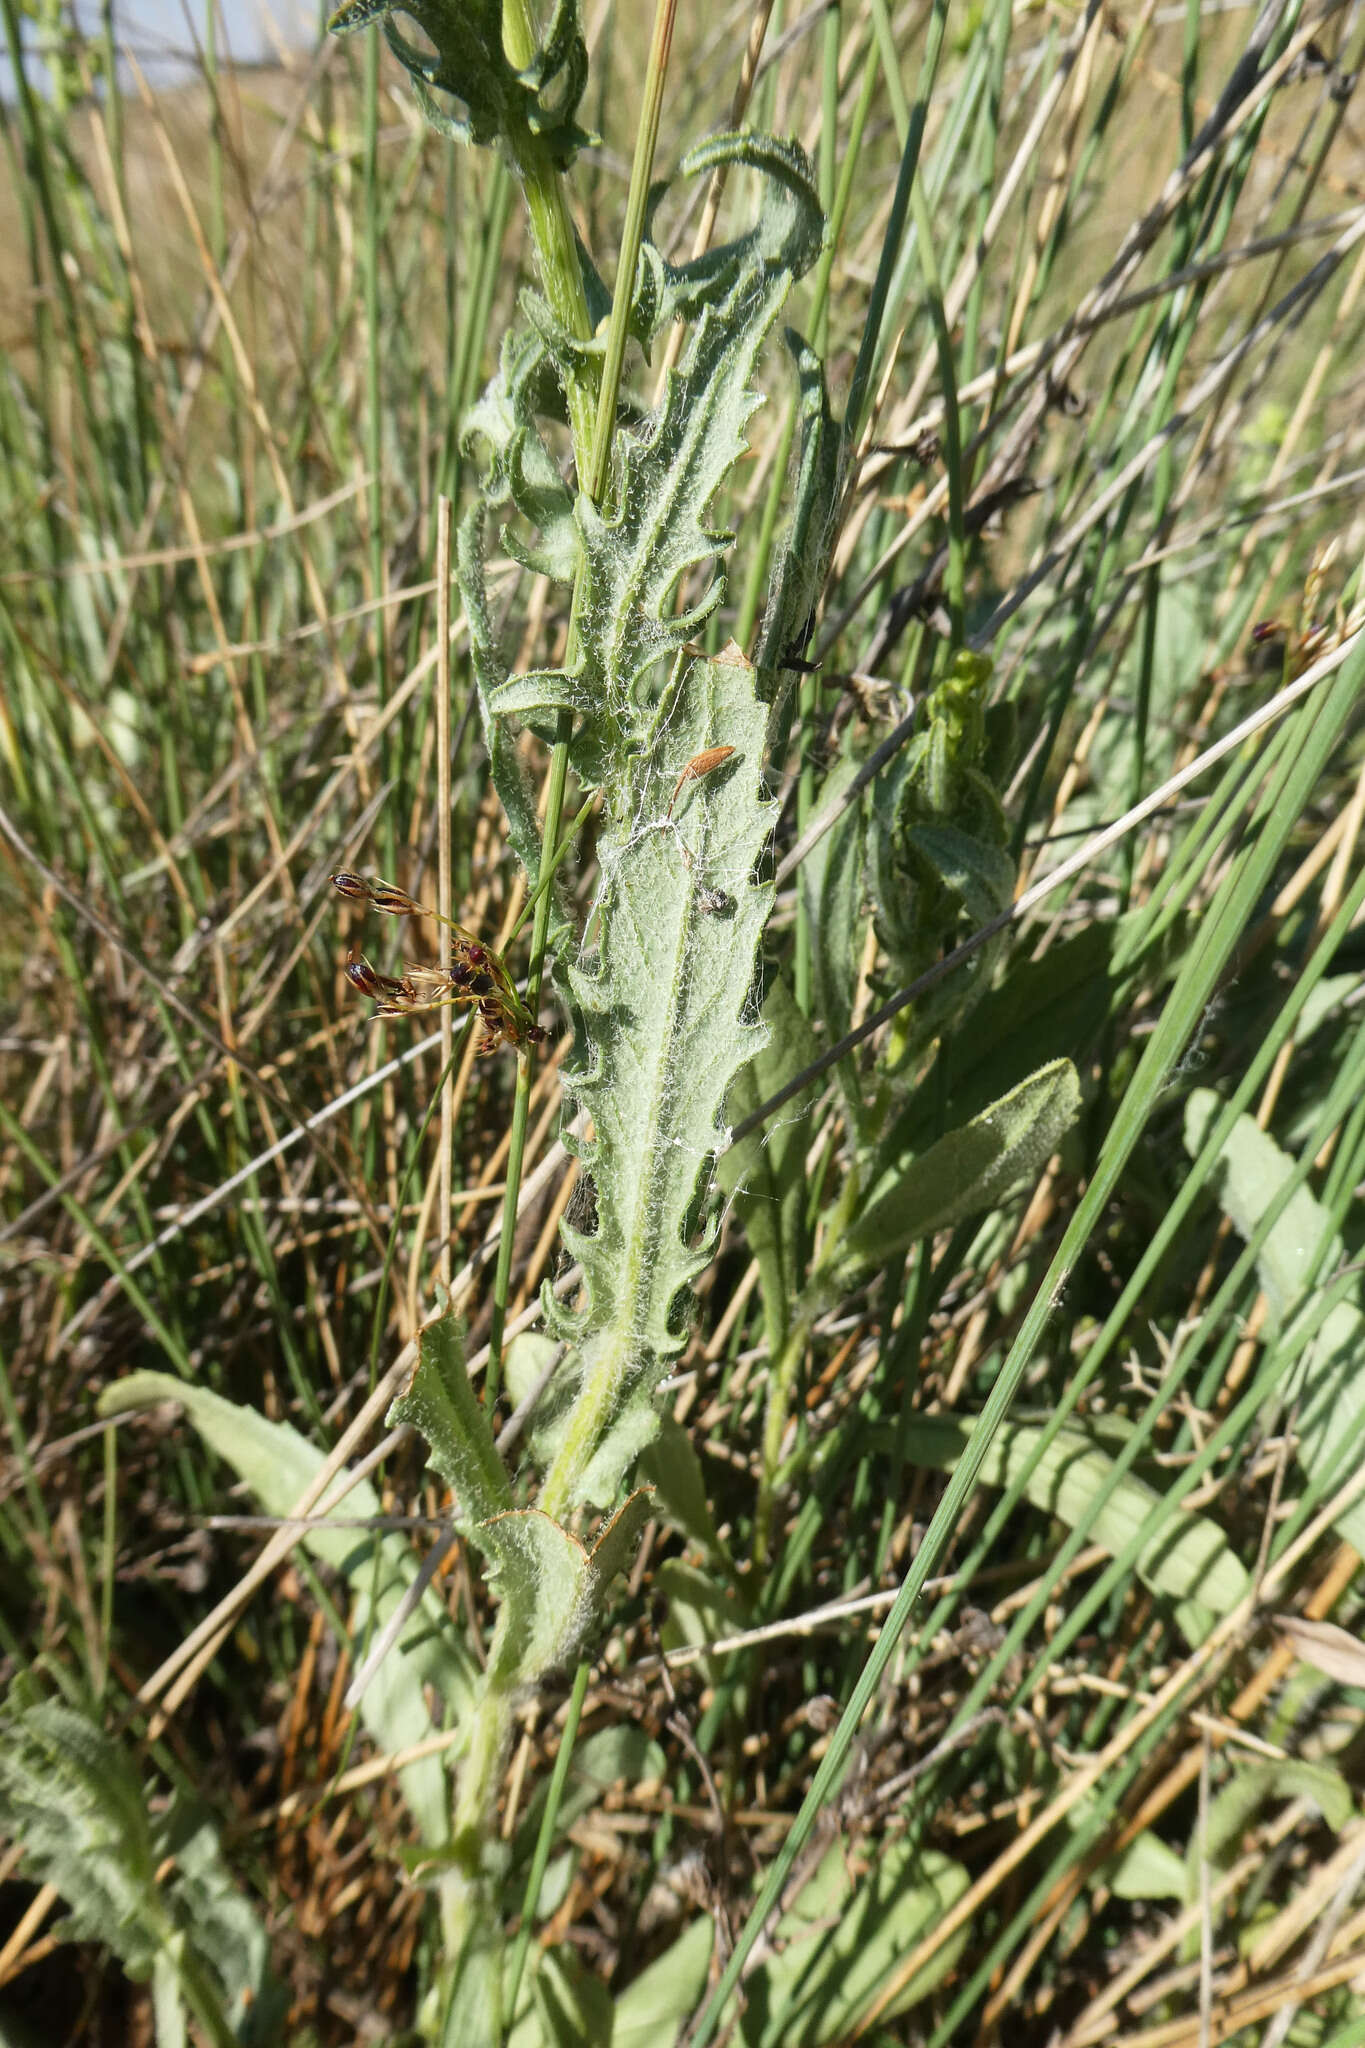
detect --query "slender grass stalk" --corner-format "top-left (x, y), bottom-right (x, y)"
top-left (587, 0), bottom-right (678, 501)
top-left (503, 1657), bottom-right (590, 2016)
top-left (437, 497), bottom-right (455, 1289)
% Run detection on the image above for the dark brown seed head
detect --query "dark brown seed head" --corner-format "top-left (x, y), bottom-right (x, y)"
top-left (345, 956), bottom-right (381, 996)
top-left (368, 880), bottom-right (424, 918)
top-left (331, 870), bottom-right (371, 901)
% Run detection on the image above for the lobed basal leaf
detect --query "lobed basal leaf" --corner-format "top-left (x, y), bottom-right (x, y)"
top-left (539, 645), bottom-right (776, 1514)
top-left (485, 136), bottom-right (826, 788)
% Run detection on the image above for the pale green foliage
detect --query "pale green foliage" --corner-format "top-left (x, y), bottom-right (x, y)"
top-left (1183, 1090), bottom-right (1365, 1552)
top-left (447, 137), bottom-right (828, 1527)
top-left (542, 648), bottom-right (776, 1510)
top-left (0, 1702), bottom-right (283, 2044)
top-left (478, 1495), bottom-right (654, 1683)
top-left (393, 1318), bottom-right (654, 1680)
top-left (337, 128), bottom-right (832, 2044)
top-left (466, 134), bottom-right (824, 787)
top-left (837, 1056), bottom-right (1081, 1276)
top-left (867, 648), bottom-right (1016, 1063)
top-left (717, 975), bottom-right (819, 1355)
top-left (901, 1413), bottom-right (1250, 1640)
top-left (391, 1308), bottom-right (515, 1523)
top-left (495, 269), bottom-right (795, 765)
top-left (599, 1835), bottom-right (971, 2048)
top-left (740, 1840), bottom-right (969, 2044)
top-left (99, 1370), bottom-right (472, 1846)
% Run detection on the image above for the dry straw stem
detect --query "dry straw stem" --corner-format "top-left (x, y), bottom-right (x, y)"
top-left (132, 1134), bottom-right (582, 1729)
top-left (123, 49), bottom-right (376, 793)
top-left (849, 1457), bottom-right (1365, 2038)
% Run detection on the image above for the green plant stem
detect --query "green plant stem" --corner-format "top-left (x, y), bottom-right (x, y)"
top-left (906, 185), bottom-right (964, 649)
top-left (586, 0), bottom-right (678, 502)
top-left (501, 0), bottom-right (597, 462)
top-left (504, 1659), bottom-right (591, 2016)
top-left (735, 32), bottom-right (878, 648)
top-left (168, 1938), bottom-right (241, 2048)
top-left (481, 0), bottom-right (603, 1407)
top-left (753, 1171), bottom-right (861, 1571)
top-left (440, 1681), bottom-right (517, 2039)
top-left (363, 24), bottom-right (390, 808)
top-left (481, 727), bottom-right (570, 1411)
top-left (752, 1303), bottom-right (816, 1574)
top-left (457, 15), bottom-right (681, 1984)
top-left (538, 1327), bottom-right (621, 1523)
top-left (507, 791), bottom-right (599, 947)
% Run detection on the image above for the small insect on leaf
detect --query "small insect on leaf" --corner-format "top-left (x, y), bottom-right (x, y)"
top-left (666, 745), bottom-right (736, 819)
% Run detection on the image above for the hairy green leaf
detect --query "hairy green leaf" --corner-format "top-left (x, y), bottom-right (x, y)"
top-left (740, 1840), bottom-right (970, 2043)
top-left (540, 648), bottom-right (775, 1511)
top-left (838, 1057), bottom-right (1081, 1274)
top-left (491, 270), bottom-right (797, 778)
top-left (717, 973), bottom-right (819, 1356)
top-left (901, 1413), bottom-right (1250, 1634)
top-left (754, 327), bottom-right (840, 685)
top-left (0, 1705), bottom-right (284, 2043)
top-left (1193, 1759), bottom-right (1353, 1880)
top-left (99, 1371), bottom-right (471, 1843)
top-left (480, 1492), bottom-right (652, 1690)
top-left (0, 1703), bottom-right (162, 1972)
top-left (389, 1309), bottom-right (513, 1526)
top-left (486, 139), bottom-right (823, 786)
top-left (328, 0), bottom-right (591, 165)
top-left (640, 1414), bottom-right (728, 1562)
top-left (613, 1917), bottom-right (715, 2048)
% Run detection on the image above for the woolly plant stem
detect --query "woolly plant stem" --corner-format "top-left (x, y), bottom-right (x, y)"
top-left (483, 0), bottom-right (677, 1408)
top-left (500, 0), bottom-right (596, 462)
top-left (452, 0), bottom-right (683, 1960)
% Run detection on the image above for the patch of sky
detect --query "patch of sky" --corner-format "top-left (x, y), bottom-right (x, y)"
top-left (3, 0), bottom-right (317, 98)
